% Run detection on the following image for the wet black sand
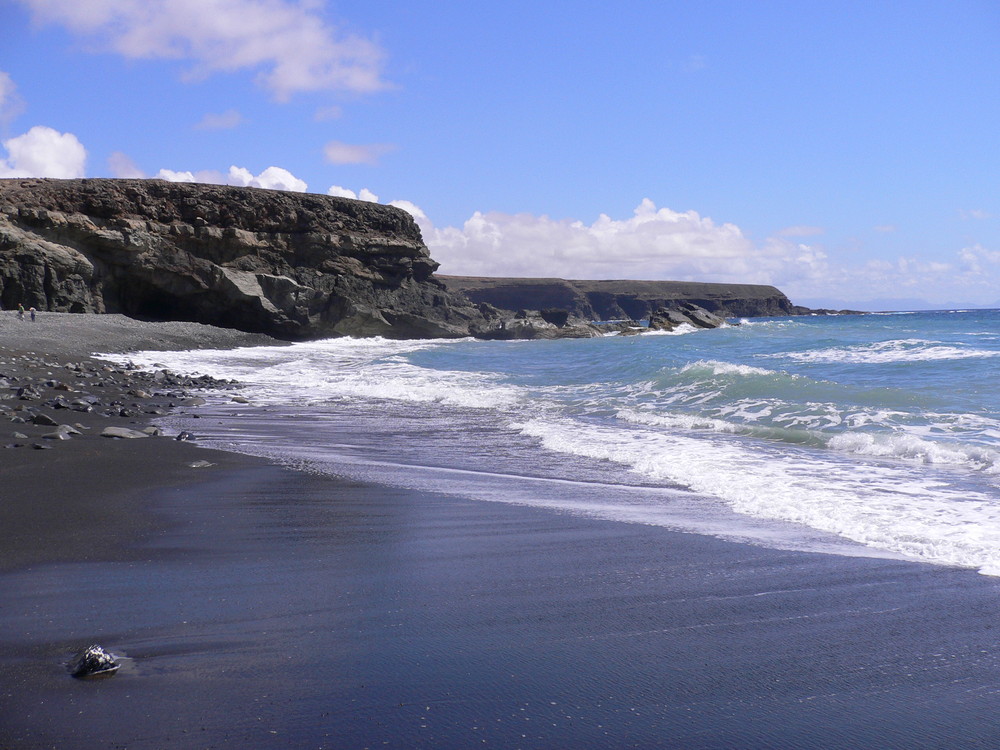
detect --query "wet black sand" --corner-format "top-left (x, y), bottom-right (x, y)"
top-left (3, 314), bottom-right (1000, 748)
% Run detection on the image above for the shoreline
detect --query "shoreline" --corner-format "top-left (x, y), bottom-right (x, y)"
top-left (0, 312), bottom-right (279, 572)
top-left (4, 313), bottom-right (1000, 747)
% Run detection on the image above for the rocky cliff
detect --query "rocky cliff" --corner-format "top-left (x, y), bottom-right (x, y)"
top-left (0, 178), bottom-right (492, 339)
top-left (440, 276), bottom-right (802, 320)
top-left (0, 178), bottom-right (823, 341)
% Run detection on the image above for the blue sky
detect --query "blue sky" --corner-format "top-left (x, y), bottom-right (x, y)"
top-left (1, 0), bottom-right (998, 309)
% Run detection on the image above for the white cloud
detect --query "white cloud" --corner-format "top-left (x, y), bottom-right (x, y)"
top-left (784, 244), bottom-right (1000, 307)
top-left (323, 140), bottom-right (394, 165)
top-left (326, 185), bottom-right (379, 202)
top-left (958, 243), bottom-right (1000, 275)
top-left (14, 0), bottom-right (387, 101)
top-left (157, 168), bottom-right (200, 182)
top-left (415, 199), bottom-right (998, 305)
top-left (422, 199), bottom-right (814, 283)
top-left (0, 125), bottom-right (87, 178)
top-left (388, 200), bottom-right (427, 221)
top-left (873, 224), bottom-right (897, 233)
top-left (194, 109), bottom-right (244, 130)
top-left (107, 151), bottom-right (146, 177)
top-left (243, 165), bottom-right (306, 192)
top-left (959, 209), bottom-right (991, 221)
top-left (157, 164), bottom-right (307, 191)
top-left (326, 185), bottom-right (358, 199)
top-left (0, 71), bottom-right (25, 124)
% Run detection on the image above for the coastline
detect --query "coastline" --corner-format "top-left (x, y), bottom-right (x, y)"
top-left (0, 312), bottom-right (279, 572)
top-left (4, 314), bottom-right (1000, 748)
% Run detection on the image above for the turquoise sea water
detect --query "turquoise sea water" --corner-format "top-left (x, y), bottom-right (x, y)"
top-left (122, 310), bottom-right (1000, 574)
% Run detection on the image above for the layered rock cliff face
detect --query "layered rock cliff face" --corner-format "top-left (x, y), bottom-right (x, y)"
top-left (0, 178), bottom-right (817, 341)
top-left (440, 276), bottom-right (802, 320)
top-left (0, 178), bottom-right (491, 339)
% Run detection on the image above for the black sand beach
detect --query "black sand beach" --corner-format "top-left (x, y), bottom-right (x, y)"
top-left (4, 314), bottom-right (1000, 749)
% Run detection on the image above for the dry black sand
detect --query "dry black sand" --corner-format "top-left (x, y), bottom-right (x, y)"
top-left (3, 313), bottom-right (1000, 749)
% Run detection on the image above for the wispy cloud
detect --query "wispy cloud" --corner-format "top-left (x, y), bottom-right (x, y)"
top-left (13, 0), bottom-right (388, 101)
top-left (873, 224), bottom-right (897, 233)
top-left (314, 105), bottom-right (343, 122)
top-left (323, 140), bottom-right (395, 165)
top-left (958, 243), bottom-right (1000, 275)
top-left (959, 209), bottom-right (991, 220)
top-left (0, 71), bottom-right (25, 126)
top-left (777, 225), bottom-right (825, 237)
top-left (683, 55), bottom-right (707, 72)
top-left (107, 151), bottom-right (146, 178)
top-left (194, 109), bottom-right (244, 130)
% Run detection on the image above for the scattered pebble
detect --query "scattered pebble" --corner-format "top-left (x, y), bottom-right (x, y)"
top-left (101, 426), bottom-right (150, 439)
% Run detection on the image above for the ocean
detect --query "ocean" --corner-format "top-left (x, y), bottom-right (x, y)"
top-left (120, 310), bottom-right (1000, 576)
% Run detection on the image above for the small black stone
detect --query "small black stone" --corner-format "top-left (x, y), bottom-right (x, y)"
top-left (68, 645), bottom-right (120, 679)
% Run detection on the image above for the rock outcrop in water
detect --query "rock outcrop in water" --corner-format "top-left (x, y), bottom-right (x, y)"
top-left (648, 303), bottom-right (726, 331)
top-left (0, 178), bottom-right (492, 339)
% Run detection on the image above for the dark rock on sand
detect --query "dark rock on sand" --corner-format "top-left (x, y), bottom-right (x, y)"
top-left (101, 426), bottom-right (150, 439)
top-left (0, 178), bottom-right (492, 340)
top-left (68, 645), bottom-right (119, 679)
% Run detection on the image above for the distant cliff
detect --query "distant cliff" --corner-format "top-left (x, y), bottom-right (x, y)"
top-left (0, 178), bottom-right (491, 339)
top-left (439, 276), bottom-right (804, 320)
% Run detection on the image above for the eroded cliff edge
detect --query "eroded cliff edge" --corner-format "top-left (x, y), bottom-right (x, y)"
top-left (0, 178), bottom-right (491, 339)
top-left (439, 276), bottom-right (807, 320)
top-left (0, 178), bottom-right (830, 341)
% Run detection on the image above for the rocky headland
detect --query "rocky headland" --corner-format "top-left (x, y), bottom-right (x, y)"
top-left (440, 276), bottom-right (821, 320)
top-left (0, 178), bottom-right (497, 340)
top-left (0, 178), bottom-right (842, 341)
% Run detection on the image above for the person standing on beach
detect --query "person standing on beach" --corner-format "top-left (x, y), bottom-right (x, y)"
top-left (29, 307), bottom-right (36, 321)
top-left (17, 303), bottom-right (24, 320)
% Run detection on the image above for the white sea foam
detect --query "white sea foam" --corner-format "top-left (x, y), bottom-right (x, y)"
top-left (638, 323), bottom-right (700, 336)
top-left (619, 407), bottom-right (741, 434)
top-left (828, 432), bottom-right (1000, 474)
top-left (773, 339), bottom-right (1000, 364)
top-left (736, 318), bottom-right (802, 328)
top-left (679, 359), bottom-right (780, 377)
top-left (622, 403), bottom-right (1000, 475)
top-left (514, 415), bottom-right (1000, 574)
top-left (111, 319), bottom-right (1000, 576)
top-left (116, 336), bottom-right (524, 410)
